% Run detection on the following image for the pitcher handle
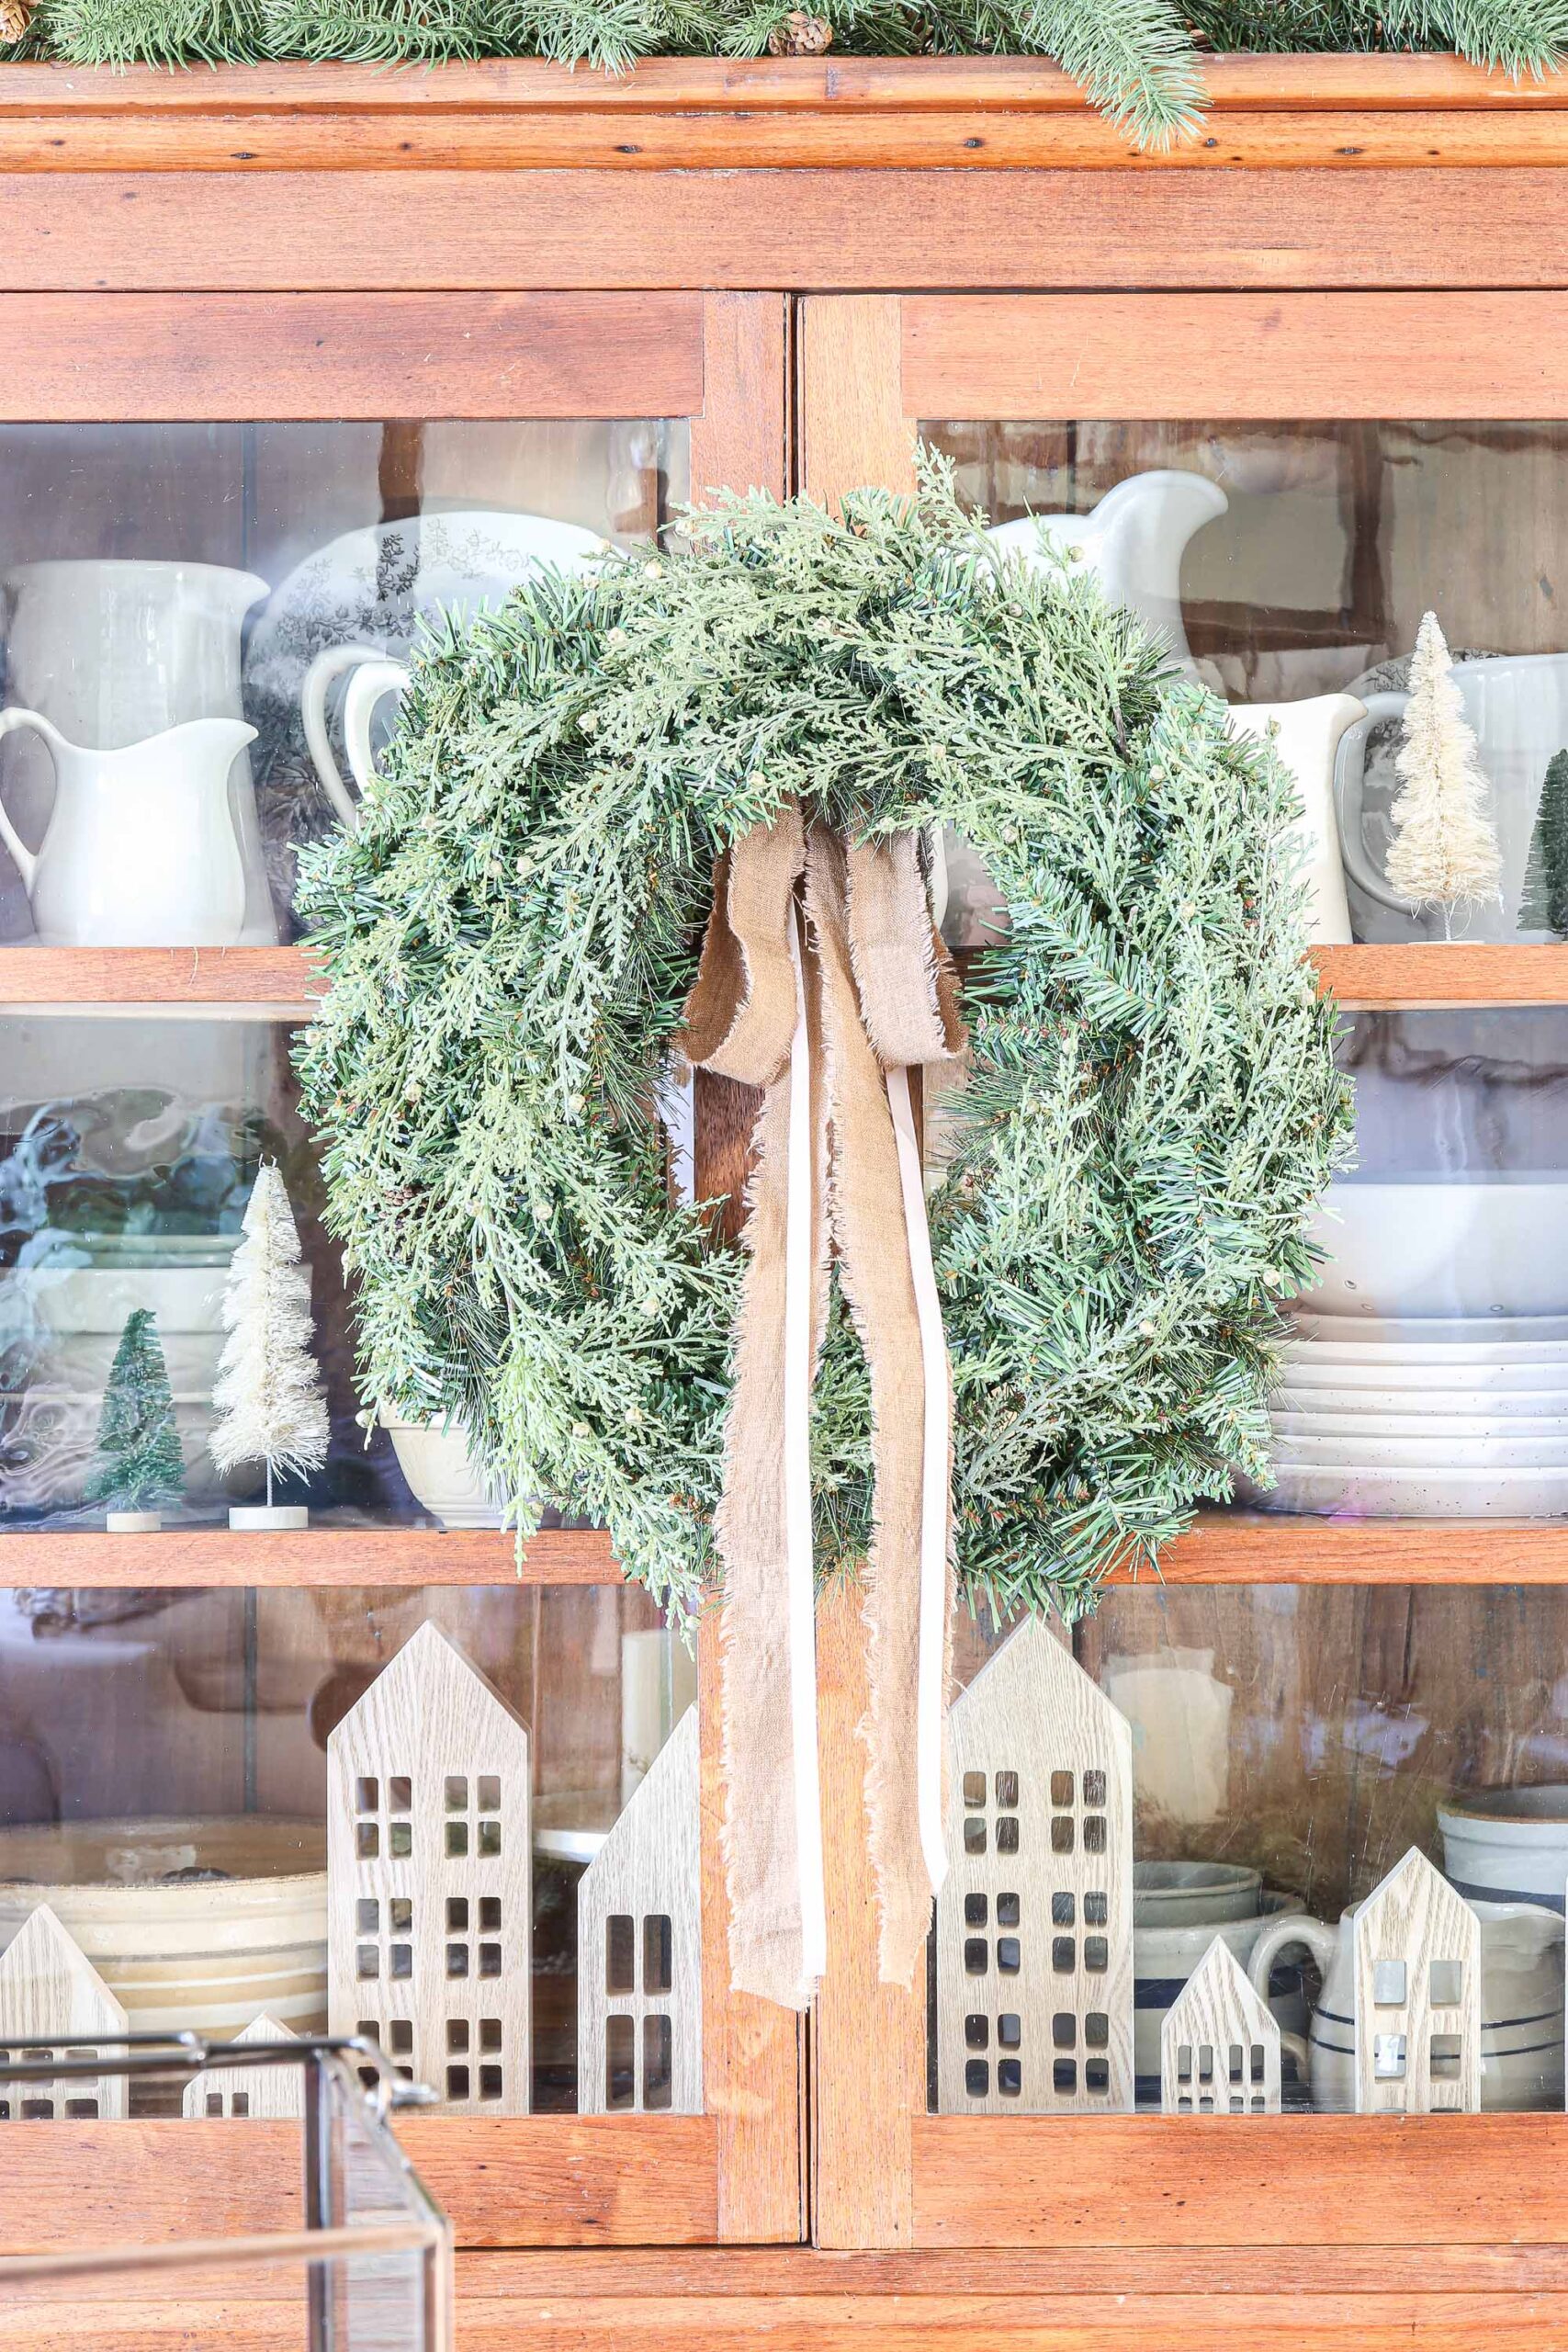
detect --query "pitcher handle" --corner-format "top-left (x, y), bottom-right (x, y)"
top-left (342, 661), bottom-right (412, 805)
top-left (1333, 688), bottom-right (1421, 916)
top-left (0, 706), bottom-right (64, 893)
top-left (1248, 1910), bottom-right (1337, 2000)
top-left (301, 645), bottom-right (408, 833)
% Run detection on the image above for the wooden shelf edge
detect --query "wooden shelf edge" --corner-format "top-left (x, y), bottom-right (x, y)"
top-left (0, 944), bottom-right (322, 1008)
top-left (1156, 1509), bottom-right (1568, 1582)
top-left (1313, 941), bottom-right (1568, 1008)
top-left (0, 1524), bottom-right (622, 1586)
top-left (4, 939), bottom-right (1564, 1016)
top-left (909, 2109), bottom-right (1568, 2250)
top-left (0, 2112), bottom-right (720, 2253)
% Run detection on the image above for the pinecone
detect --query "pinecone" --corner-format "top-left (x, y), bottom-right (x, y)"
top-left (767, 9), bottom-right (833, 53)
top-left (0, 0), bottom-right (31, 40)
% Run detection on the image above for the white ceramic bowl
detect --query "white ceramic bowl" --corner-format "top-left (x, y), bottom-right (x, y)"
top-left (1272, 1408), bottom-right (1568, 1442)
top-left (0, 1263), bottom-right (228, 1338)
top-left (1273, 1385), bottom-right (1568, 1420)
top-left (380, 1415), bottom-right (505, 1530)
top-left (0, 1389), bottom-right (239, 1511)
top-left (1279, 1336), bottom-right (1568, 1374)
top-left (1300, 1177), bottom-right (1568, 1319)
top-left (1134, 1892), bottom-right (1307, 2080)
top-left (1281, 1341), bottom-right (1568, 1376)
top-left (1133, 1860), bottom-right (1262, 1927)
top-left (1292, 1309), bottom-right (1568, 1347)
top-left (0, 1815), bottom-right (327, 2040)
top-left (1251, 1463), bottom-right (1568, 1515)
top-left (1272, 1429), bottom-right (1568, 1468)
top-left (1438, 1787), bottom-right (1568, 1908)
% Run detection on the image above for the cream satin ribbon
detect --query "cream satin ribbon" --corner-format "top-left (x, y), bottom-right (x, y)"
top-left (681, 808), bottom-right (965, 2009)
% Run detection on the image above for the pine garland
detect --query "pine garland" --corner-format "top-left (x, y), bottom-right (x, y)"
top-left (16, 0), bottom-right (1568, 147)
top-left (294, 455), bottom-right (1351, 1626)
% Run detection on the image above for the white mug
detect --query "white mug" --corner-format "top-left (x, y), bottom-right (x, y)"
top-left (300, 644), bottom-right (412, 830)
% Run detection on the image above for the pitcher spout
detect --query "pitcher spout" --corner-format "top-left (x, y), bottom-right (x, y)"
top-left (1089, 469), bottom-right (1229, 571)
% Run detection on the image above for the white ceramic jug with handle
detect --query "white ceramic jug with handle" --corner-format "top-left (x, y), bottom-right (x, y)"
top-left (0, 560), bottom-right (275, 943)
top-left (1247, 1895), bottom-right (1563, 2111)
top-left (0, 710), bottom-right (255, 946)
top-left (1228, 694), bottom-right (1367, 945)
top-left (300, 644), bottom-right (411, 828)
top-left (987, 469), bottom-right (1228, 675)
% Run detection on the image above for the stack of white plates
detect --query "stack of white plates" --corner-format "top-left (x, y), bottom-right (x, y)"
top-left (1260, 1179), bottom-right (1568, 1516)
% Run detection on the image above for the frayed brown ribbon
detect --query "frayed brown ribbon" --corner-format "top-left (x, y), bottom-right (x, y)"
top-left (681, 808), bottom-right (966, 2010)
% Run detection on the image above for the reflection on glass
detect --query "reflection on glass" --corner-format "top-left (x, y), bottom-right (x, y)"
top-left (943, 1589), bottom-right (1568, 2113)
top-left (927, 420), bottom-right (1568, 944)
top-left (0, 419), bottom-right (689, 944)
top-left (0, 1583), bottom-right (694, 2114)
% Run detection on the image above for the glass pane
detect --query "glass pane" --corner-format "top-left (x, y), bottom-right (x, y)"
top-left (0, 1584), bottom-right (695, 2115)
top-left (1260, 1009), bottom-right (1568, 1520)
top-left (925, 419), bottom-right (1568, 944)
top-left (938, 1589), bottom-right (1568, 2115)
top-left (0, 418), bottom-right (688, 944)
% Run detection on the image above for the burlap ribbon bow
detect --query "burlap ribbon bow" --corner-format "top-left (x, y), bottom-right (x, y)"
top-left (681, 804), bottom-right (967, 2009)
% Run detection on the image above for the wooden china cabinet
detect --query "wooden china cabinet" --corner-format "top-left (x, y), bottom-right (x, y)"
top-left (6, 48), bottom-right (1568, 2350)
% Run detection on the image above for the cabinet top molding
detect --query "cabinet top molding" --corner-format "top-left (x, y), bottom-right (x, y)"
top-left (2, 54), bottom-right (1568, 176)
top-left (1, 55), bottom-right (1566, 112)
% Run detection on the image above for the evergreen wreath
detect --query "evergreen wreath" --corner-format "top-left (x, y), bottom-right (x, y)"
top-left (294, 454), bottom-right (1351, 1625)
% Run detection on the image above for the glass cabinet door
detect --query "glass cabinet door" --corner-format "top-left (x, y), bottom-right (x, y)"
top-left (799, 289), bottom-right (1568, 2258)
top-left (0, 289), bottom-right (799, 2254)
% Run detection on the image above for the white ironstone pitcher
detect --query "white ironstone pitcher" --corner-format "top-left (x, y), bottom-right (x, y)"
top-left (0, 559), bottom-right (275, 942)
top-left (0, 710), bottom-right (256, 946)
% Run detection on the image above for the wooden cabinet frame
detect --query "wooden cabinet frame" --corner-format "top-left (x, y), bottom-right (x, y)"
top-left (4, 60), bottom-right (1568, 2342)
top-left (0, 282), bottom-right (802, 2256)
top-left (798, 288), bottom-right (1568, 2272)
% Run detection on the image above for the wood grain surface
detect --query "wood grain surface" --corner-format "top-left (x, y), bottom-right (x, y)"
top-left (13, 171), bottom-right (1568, 293)
top-left (904, 292), bottom-right (1568, 420)
top-left (0, 292), bottom-right (705, 420)
top-left (0, 2114), bottom-right (720, 2248)
top-left (2, 59), bottom-right (1568, 175)
top-left (912, 2112), bottom-right (1568, 2245)
top-left (0, 1527), bottom-right (621, 1586)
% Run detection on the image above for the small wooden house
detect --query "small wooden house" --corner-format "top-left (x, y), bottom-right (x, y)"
top-left (577, 1703), bottom-right (702, 2116)
top-left (182, 2012), bottom-right (301, 2120)
top-left (328, 1621), bottom-right (532, 2117)
top-left (1352, 1849), bottom-right (1481, 2115)
top-left (0, 1902), bottom-right (128, 2122)
top-left (935, 1617), bottom-right (1134, 2116)
top-left (1161, 1935), bottom-right (1282, 2116)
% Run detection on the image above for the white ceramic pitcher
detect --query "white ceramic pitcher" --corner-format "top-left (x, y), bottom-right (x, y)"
top-left (1228, 695), bottom-right (1368, 945)
top-left (1333, 650), bottom-right (1568, 943)
top-left (300, 644), bottom-right (411, 827)
top-left (0, 560), bottom-right (275, 943)
top-left (1247, 1895), bottom-right (1564, 2111)
top-left (988, 469), bottom-right (1229, 675)
top-left (0, 710), bottom-right (256, 946)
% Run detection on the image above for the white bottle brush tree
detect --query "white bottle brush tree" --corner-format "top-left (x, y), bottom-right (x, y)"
top-left (1385, 610), bottom-right (1504, 936)
top-left (210, 1160), bottom-right (330, 1530)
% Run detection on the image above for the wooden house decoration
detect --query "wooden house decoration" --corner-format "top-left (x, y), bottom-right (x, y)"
top-left (0, 1902), bottom-right (128, 2121)
top-left (577, 1704), bottom-right (702, 2116)
top-left (328, 1621), bottom-right (532, 2117)
top-left (182, 2012), bottom-right (301, 2120)
top-left (935, 1616), bottom-right (1134, 2116)
top-left (1161, 1935), bottom-right (1282, 2116)
top-left (1352, 1848), bottom-right (1481, 2115)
